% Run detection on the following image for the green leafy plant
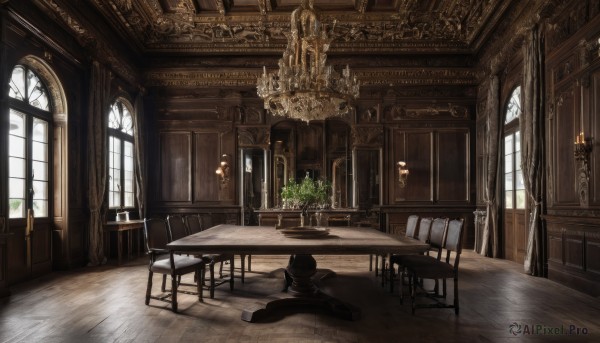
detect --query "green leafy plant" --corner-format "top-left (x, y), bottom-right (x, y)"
top-left (280, 175), bottom-right (331, 209)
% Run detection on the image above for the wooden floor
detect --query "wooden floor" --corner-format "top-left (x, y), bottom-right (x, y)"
top-left (1, 251), bottom-right (599, 343)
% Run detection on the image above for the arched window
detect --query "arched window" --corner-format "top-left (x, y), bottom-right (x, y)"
top-left (108, 99), bottom-right (135, 209)
top-left (8, 65), bottom-right (52, 218)
top-left (503, 86), bottom-right (524, 210)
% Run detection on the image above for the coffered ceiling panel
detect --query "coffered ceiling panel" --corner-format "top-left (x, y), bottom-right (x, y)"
top-left (33, 0), bottom-right (519, 56)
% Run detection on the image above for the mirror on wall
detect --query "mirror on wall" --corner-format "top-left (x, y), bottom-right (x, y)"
top-left (270, 119), bottom-right (353, 209)
top-left (240, 148), bottom-right (266, 224)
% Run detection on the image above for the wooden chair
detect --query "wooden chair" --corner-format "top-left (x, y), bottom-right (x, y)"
top-left (380, 215), bottom-right (420, 286)
top-left (179, 214), bottom-right (236, 298)
top-left (387, 216), bottom-right (431, 292)
top-left (404, 218), bottom-right (464, 314)
top-left (143, 218), bottom-right (205, 313)
top-left (183, 214), bottom-right (203, 234)
top-left (399, 217), bottom-right (448, 303)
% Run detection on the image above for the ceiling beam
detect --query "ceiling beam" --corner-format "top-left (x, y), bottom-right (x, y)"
top-left (355, 0), bottom-right (368, 14)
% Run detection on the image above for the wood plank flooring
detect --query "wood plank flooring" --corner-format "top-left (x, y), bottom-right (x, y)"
top-left (1, 251), bottom-right (599, 342)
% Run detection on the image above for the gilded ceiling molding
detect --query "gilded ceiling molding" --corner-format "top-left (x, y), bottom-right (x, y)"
top-left (85, 0), bottom-right (507, 54)
top-left (145, 68), bottom-right (477, 88)
top-left (31, 0), bottom-right (139, 86)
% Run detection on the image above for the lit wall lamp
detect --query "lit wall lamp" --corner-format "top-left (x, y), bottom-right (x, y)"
top-left (215, 154), bottom-right (230, 185)
top-left (397, 161), bottom-right (409, 188)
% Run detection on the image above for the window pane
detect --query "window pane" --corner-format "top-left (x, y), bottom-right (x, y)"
top-left (504, 135), bottom-right (513, 155)
top-left (124, 176), bottom-right (133, 193)
top-left (32, 161), bottom-right (48, 181)
top-left (109, 103), bottom-right (120, 129)
top-left (33, 200), bottom-right (48, 217)
top-left (9, 135), bottom-right (25, 158)
top-left (504, 172), bottom-right (513, 192)
top-left (516, 170), bottom-right (525, 190)
top-left (505, 86), bottom-right (521, 124)
top-left (32, 141), bottom-right (48, 162)
top-left (9, 110), bottom-right (25, 137)
top-left (504, 155), bottom-right (513, 173)
top-left (9, 157), bottom-right (25, 178)
top-left (125, 192), bottom-right (134, 207)
top-left (505, 191), bottom-right (513, 209)
top-left (124, 141), bottom-right (133, 158)
top-left (27, 70), bottom-right (50, 111)
top-left (516, 190), bottom-right (526, 209)
top-left (9, 198), bottom-right (25, 218)
top-left (515, 131), bottom-right (521, 152)
top-left (9, 66), bottom-right (25, 101)
top-left (32, 118), bottom-right (48, 143)
top-left (9, 177), bottom-right (25, 198)
top-left (124, 154), bottom-right (133, 172)
top-left (122, 108), bottom-right (133, 135)
top-left (515, 151), bottom-right (521, 172)
top-left (33, 181), bottom-right (48, 200)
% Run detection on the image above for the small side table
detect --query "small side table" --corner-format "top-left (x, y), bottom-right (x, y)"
top-left (104, 220), bottom-right (145, 265)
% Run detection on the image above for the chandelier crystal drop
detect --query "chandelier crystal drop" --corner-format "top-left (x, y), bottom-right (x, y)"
top-left (257, 0), bottom-right (359, 123)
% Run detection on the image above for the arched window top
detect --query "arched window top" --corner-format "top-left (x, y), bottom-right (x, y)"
top-left (504, 86), bottom-right (521, 124)
top-left (108, 99), bottom-right (133, 136)
top-left (9, 65), bottom-right (51, 111)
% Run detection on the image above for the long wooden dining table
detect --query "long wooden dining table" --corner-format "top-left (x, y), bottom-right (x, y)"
top-left (167, 224), bottom-right (429, 322)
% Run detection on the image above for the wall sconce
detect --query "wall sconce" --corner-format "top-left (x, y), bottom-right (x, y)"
top-left (574, 131), bottom-right (593, 206)
top-left (215, 154), bottom-right (230, 185)
top-left (397, 161), bottom-right (409, 188)
top-left (574, 131), bottom-right (592, 157)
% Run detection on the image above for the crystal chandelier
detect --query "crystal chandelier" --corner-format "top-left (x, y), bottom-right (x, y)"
top-left (257, 0), bottom-right (359, 123)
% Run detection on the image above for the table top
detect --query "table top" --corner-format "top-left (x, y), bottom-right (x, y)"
top-left (104, 219), bottom-right (145, 229)
top-left (167, 224), bottom-right (428, 255)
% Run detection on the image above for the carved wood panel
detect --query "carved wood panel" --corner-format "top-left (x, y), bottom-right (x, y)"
top-left (159, 132), bottom-right (191, 202)
top-left (437, 130), bottom-right (469, 202)
top-left (565, 232), bottom-right (584, 271)
top-left (591, 71), bottom-right (600, 206)
top-left (547, 226), bottom-right (563, 265)
top-left (391, 130), bottom-right (433, 203)
top-left (586, 237), bottom-right (600, 277)
top-left (554, 85), bottom-right (578, 204)
top-left (194, 132), bottom-right (220, 202)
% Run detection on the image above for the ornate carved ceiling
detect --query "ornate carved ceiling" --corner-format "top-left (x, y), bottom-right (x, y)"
top-left (84, 0), bottom-right (514, 55)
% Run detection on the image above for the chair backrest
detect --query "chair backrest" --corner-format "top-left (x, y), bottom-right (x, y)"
top-left (167, 215), bottom-right (189, 241)
top-left (405, 215), bottom-right (419, 238)
top-left (443, 218), bottom-right (465, 269)
top-left (184, 214), bottom-right (203, 234)
top-left (427, 218), bottom-right (449, 259)
top-left (416, 217), bottom-right (433, 243)
top-left (144, 218), bottom-right (170, 252)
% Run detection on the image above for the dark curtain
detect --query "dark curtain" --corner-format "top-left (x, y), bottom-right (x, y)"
top-left (133, 92), bottom-right (147, 219)
top-left (481, 75), bottom-right (502, 257)
top-left (521, 26), bottom-right (544, 275)
top-left (87, 61), bottom-right (112, 266)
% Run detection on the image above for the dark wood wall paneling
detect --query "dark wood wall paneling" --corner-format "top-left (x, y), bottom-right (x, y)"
top-left (543, 3), bottom-right (600, 295)
top-left (0, 4), bottom-right (90, 289)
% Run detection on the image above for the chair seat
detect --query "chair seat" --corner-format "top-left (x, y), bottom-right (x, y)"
top-left (406, 259), bottom-right (455, 279)
top-left (150, 255), bottom-right (204, 274)
top-left (399, 254), bottom-right (438, 267)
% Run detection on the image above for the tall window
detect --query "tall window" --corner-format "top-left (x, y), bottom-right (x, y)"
top-left (108, 99), bottom-right (135, 209)
top-left (504, 86), bottom-right (525, 210)
top-left (8, 65), bottom-right (51, 218)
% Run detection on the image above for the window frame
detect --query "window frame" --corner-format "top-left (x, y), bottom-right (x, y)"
top-left (7, 65), bottom-right (53, 219)
top-left (503, 86), bottom-right (525, 210)
top-left (107, 98), bottom-right (136, 210)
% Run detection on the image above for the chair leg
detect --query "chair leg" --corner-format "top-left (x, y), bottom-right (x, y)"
top-left (399, 269), bottom-right (405, 304)
top-left (161, 274), bottom-right (167, 292)
top-left (443, 278), bottom-right (447, 298)
top-left (229, 257), bottom-right (235, 291)
top-left (197, 266), bottom-right (203, 302)
top-left (171, 275), bottom-right (178, 313)
top-left (380, 255), bottom-right (387, 287)
top-left (374, 255), bottom-right (379, 276)
top-left (389, 264), bottom-right (395, 293)
top-left (240, 255), bottom-right (245, 283)
top-left (145, 271), bottom-right (153, 305)
top-left (248, 255), bottom-right (252, 271)
top-left (219, 261), bottom-right (224, 278)
top-left (411, 274), bottom-right (417, 315)
top-left (209, 261), bottom-right (215, 299)
top-left (454, 277), bottom-right (459, 315)
top-left (369, 254), bottom-right (373, 271)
